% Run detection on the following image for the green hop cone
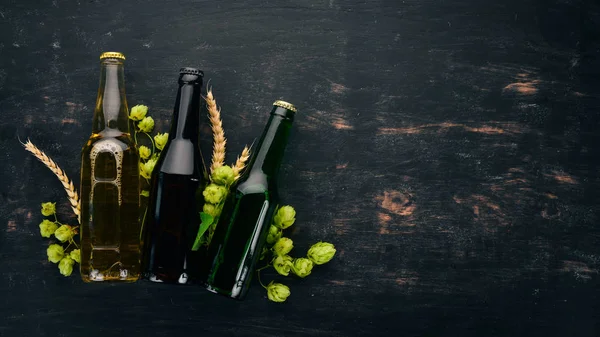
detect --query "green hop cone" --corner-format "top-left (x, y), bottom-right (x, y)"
top-left (154, 132), bottom-right (169, 151)
top-left (58, 256), bottom-right (75, 276)
top-left (273, 237), bottom-right (294, 256)
top-left (211, 165), bottom-right (235, 186)
top-left (273, 205), bottom-right (296, 229)
top-left (39, 219), bottom-right (58, 238)
top-left (291, 257), bottom-right (313, 278)
top-left (138, 116), bottom-right (155, 133)
top-left (47, 244), bottom-right (64, 263)
top-left (140, 158), bottom-right (158, 179)
top-left (273, 254), bottom-right (293, 276)
top-left (203, 203), bottom-right (219, 218)
top-left (54, 225), bottom-right (75, 243)
top-left (307, 242), bottom-right (336, 265)
top-left (267, 281), bottom-right (290, 303)
top-left (138, 145), bottom-right (151, 160)
top-left (266, 225), bottom-right (282, 245)
top-left (129, 104), bottom-right (148, 121)
top-left (203, 184), bottom-right (228, 204)
top-left (70, 249), bottom-right (81, 264)
top-left (139, 163), bottom-right (147, 179)
top-left (41, 202), bottom-right (56, 217)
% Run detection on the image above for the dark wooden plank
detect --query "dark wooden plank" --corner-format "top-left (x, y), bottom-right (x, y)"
top-left (1, 0), bottom-right (599, 336)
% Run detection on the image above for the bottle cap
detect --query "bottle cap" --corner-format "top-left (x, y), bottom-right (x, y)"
top-left (100, 52), bottom-right (126, 60)
top-left (180, 67), bottom-right (204, 77)
top-left (273, 100), bottom-right (297, 113)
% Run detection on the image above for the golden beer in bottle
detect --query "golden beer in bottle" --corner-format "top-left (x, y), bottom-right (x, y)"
top-left (79, 52), bottom-right (141, 282)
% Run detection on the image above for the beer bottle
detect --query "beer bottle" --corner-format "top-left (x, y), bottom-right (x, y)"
top-left (202, 100), bottom-right (296, 299)
top-left (80, 52), bottom-right (141, 282)
top-left (141, 67), bottom-right (208, 284)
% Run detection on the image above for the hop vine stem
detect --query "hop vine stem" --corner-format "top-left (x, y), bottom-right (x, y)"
top-left (143, 132), bottom-right (156, 154)
top-left (257, 268), bottom-right (268, 289)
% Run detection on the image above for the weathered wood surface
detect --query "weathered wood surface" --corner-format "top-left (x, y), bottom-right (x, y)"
top-left (1, 0), bottom-right (599, 336)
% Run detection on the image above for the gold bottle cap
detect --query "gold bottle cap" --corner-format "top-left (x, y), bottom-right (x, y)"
top-left (100, 52), bottom-right (126, 60)
top-left (273, 100), bottom-right (297, 113)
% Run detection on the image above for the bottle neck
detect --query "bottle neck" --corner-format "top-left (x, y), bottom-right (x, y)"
top-left (168, 79), bottom-right (202, 141)
top-left (246, 107), bottom-right (294, 178)
top-left (92, 59), bottom-right (129, 135)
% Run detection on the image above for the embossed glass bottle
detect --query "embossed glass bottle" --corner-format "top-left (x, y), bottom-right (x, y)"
top-left (79, 52), bottom-right (141, 282)
top-left (141, 68), bottom-right (207, 284)
top-left (201, 100), bottom-right (296, 299)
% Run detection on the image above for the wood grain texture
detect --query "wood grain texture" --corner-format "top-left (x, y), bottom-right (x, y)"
top-left (1, 0), bottom-right (599, 336)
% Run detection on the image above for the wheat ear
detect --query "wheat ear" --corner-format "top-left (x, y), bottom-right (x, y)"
top-left (232, 145), bottom-right (251, 180)
top-left (21, 139), bottom-right (81, 223)
top-left (206, 88), bottom-right (226, 174)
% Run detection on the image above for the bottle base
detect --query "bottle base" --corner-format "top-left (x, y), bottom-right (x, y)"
top-left (80, 265), bottom-right (140, 282)
top-left (204, 283), bottom-right (246, 301)
top-left (81, 275), bottom-right (140, 283)
top-left (142, 271), bottom-right (199, 285)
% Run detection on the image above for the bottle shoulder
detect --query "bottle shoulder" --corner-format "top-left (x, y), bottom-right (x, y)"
top-left (82, 132), bottom-right (137, 153)
top-left (236, 172), bottom-right (275, 196)
top-left (158, 139), bottom-right (203, 176)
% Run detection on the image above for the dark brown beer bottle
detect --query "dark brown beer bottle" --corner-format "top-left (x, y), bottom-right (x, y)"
top-left (141, 67), bottom-right (208, 284)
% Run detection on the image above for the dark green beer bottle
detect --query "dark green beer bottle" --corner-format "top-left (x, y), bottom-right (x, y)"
top-left (201, 100), bottom-right (297, 299)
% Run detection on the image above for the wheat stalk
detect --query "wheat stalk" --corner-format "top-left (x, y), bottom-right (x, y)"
top-left (206, 88), bottom-right (226, 174)
top-left (21, 139), bottom-right (81, 223)
top-left (232, 145), bottom-right (251, 180)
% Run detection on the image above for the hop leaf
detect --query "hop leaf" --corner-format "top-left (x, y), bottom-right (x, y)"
top-left (47, 244), bottom-right (64, 263)
top-left (41, 202), bottom-right (56, 217)
top-left (272, 254), bottom-right (293, 276)
top-left (273, 237), bottom-right (294, 256)
top-left (190, 212), bottom-right (214, 252)
top-left (54, 225), bottom-right (75, 243)
top-left (129, 105), bottom-right (148, 121)
top-left (154, 133), bottom-right (169, 151)
top-left (202, 184), bottom-right (228, 204)
top-left (58, 256), bottom-right (75, 276)
top-left (267, 281), bottom-right (290, 303)
top-left (138, 145), bottom-right (151, 160)
top-left (211, 165), bottom-right (235, 186)
top-left (307, 242), bottom-right (336, 265)
top-left (140, 158), bottom-right (158, 179)
top-left (273, 206), bottom-right (296, 229)
top-left (70, 249), bottom-right (81, 264)
top-left (138, 116), bottom-right (155, 133)
top-left (291, 257), bottom-right (313, 278)
top-left (39, 219), bottom-right (58, 238)
top-left (266, 225), bottom-right (282, 245)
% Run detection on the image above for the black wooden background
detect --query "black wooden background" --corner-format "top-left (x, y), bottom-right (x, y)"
top-left (1, 0), bottom-right (599, 336)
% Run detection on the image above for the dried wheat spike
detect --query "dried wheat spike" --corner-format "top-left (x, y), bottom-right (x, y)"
top-left (205, 88), bottom-right (226, 174)
top-left (21, 139), bottom-right (81, 223)
top-left (232, 145), bottom-right (251, 180)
